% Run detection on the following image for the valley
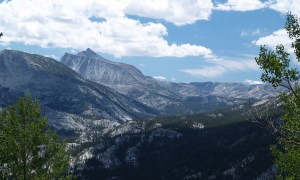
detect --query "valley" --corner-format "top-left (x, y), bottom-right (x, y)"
top-left (0, 49), bottom-right (279, 179)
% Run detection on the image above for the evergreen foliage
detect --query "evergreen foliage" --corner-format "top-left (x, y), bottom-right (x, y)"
top-left (0, 94), bottom-right (70, 179)
top-left (71, 106), bottom-right (275, 179)
top-left (255, 12), bottom-right (300, 178)
top-left (76, 121), bottom-right (274, 179)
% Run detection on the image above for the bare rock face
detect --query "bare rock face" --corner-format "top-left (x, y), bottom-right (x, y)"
top-left (0, 49), bottom-right (157, 132)
top-left (61, 48), bottom-right (280, 115)
top-left (0, 48), bottom-right (279, 133)
top-left (0, 49), bottom-right (276, 179)
top-left (61, 48), bottom-right (145, 85)
top-left (61, 49), bottom-right (180, 112)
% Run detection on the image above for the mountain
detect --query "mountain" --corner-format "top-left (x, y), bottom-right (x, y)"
top-left (61, 49), bottom-right (183, 112)
top-left (0, 48), bottom-right (278, 178)
top-left (61, 48), bottom-right (146, 85)
top-left (72, 105), bottom-right (276, 179)
top-left (61, 48), bottom-right (280, 114)
top-left (0, 49), bottom-right (157, 133)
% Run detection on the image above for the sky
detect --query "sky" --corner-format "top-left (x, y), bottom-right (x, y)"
top-left (0, 0), bottom-right (299, 84)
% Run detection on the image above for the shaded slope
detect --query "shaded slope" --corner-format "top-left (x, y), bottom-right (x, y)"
top-left (61, 49), bottom-right (280, 115)
top-left (0, 49), bottom-right (158, 130)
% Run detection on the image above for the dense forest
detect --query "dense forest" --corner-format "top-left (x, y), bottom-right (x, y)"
top-left (72, 107), bottom-right (276, 179)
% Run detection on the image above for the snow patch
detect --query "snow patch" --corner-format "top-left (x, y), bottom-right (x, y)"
top-left (192, 122), bottom-right (205, 129)
top-left (252, 99), bottom-right (268, 106)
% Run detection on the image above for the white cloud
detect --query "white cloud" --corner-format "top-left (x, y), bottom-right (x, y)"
top-left (0, 0), bottom-right (216, 59)
top-left (241, 28), bottom-right (264, 37)
top-left (214, 0), bottom-right (265, 11)
top-left (251, 0), bottom-right (300, 59)
top-left (216, 59), bottom-right (259, 71)
top-left (153, 76), bottom-right (167, 81)
top-left (268, 0), bottom-right (300, 17)
top-left (125, 0), bottom-right (213, 26)
top-left (170, 78), bottom-right (176, 82)
top-left (181, 65), bottom-right (226, 78)
top-left (181, 58), bottom-right (259, 78)
top-left (214, 0), bottom-right (300, 16)
top-left (253, 29), bottom-right (293, 53)
top-left (253, 28), bottom-right (300, 65)
top-left (244, 79), bottom-right (263, 85)
top-left (252, 29), bottom-right (263, 36)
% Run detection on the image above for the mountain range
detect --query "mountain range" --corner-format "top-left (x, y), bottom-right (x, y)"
top-left (0, 49), bottom-right (156, 131)
top-left (0, 48), bottom-right (278, 178)
top-left (0, 48), bottom-right (279, 132)
top-left (61, 48), bottom-right (279, 115)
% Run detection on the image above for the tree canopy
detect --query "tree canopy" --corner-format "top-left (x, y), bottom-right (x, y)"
top-left (0, 94), bottom-right (70, 179)
top-left (255, 12), bottom-right (300, 178)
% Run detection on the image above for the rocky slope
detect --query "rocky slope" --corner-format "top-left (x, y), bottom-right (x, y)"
top-left (61, 49), bottom-right (181, 112)
top-left (0, 48), bottom-right (278, 138)
top-left (0, 49), bottom-right (157, 132)
top-left (71, 105), bottom-right (276, 179)
top-left (0, 48), bottom-right (278, 179)
top-left (61, 49), bottom-right (279, 115)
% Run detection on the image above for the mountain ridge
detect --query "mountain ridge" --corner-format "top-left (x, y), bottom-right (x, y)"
top-left (61, 48), bottom-right (280, 114)
top-left (0, 49), bottom-right (158, 132)
top-left (0, 48), bottom-right (277, 178)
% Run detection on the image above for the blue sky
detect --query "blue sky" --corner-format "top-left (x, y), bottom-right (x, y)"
top-left (0, 0), bottom-right (298, 83)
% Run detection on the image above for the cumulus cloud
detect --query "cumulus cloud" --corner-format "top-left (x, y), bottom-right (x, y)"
top-left (214, 0), bottom-right (266, 11)
top-left (244, 79), bottom-right (263, 85)
top-left (125, 0), bottom-right (213, 26)
top-left (181, 58), bottom-right (259, 78)
top-left (250, 0), bottom-right (300, 59)
top-left (0, 0), bottom-right (216, 58)
top-left (268, 0), bottom-right (300, 17)
top-left (214, 0), bottom-right (300, 15)
top-left (253, 29), bottom-right (293, 53)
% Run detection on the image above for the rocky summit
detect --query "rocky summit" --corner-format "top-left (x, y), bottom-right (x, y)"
top-left (0, 48), bottom-right (278, 179)
top-left (61, 48), bottom-right (280, 115)
top-left (0, 49), bottom-right (156, 131)
top-left (0, 48), bottom-right (280, 134)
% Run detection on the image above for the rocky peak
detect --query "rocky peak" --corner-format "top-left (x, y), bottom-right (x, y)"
top-left (61, 49), bottom-right (146, 85)
top-left (76, 48), bottom-right (99, 58)
top-left (0, 48), bottom-right (158, 130)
